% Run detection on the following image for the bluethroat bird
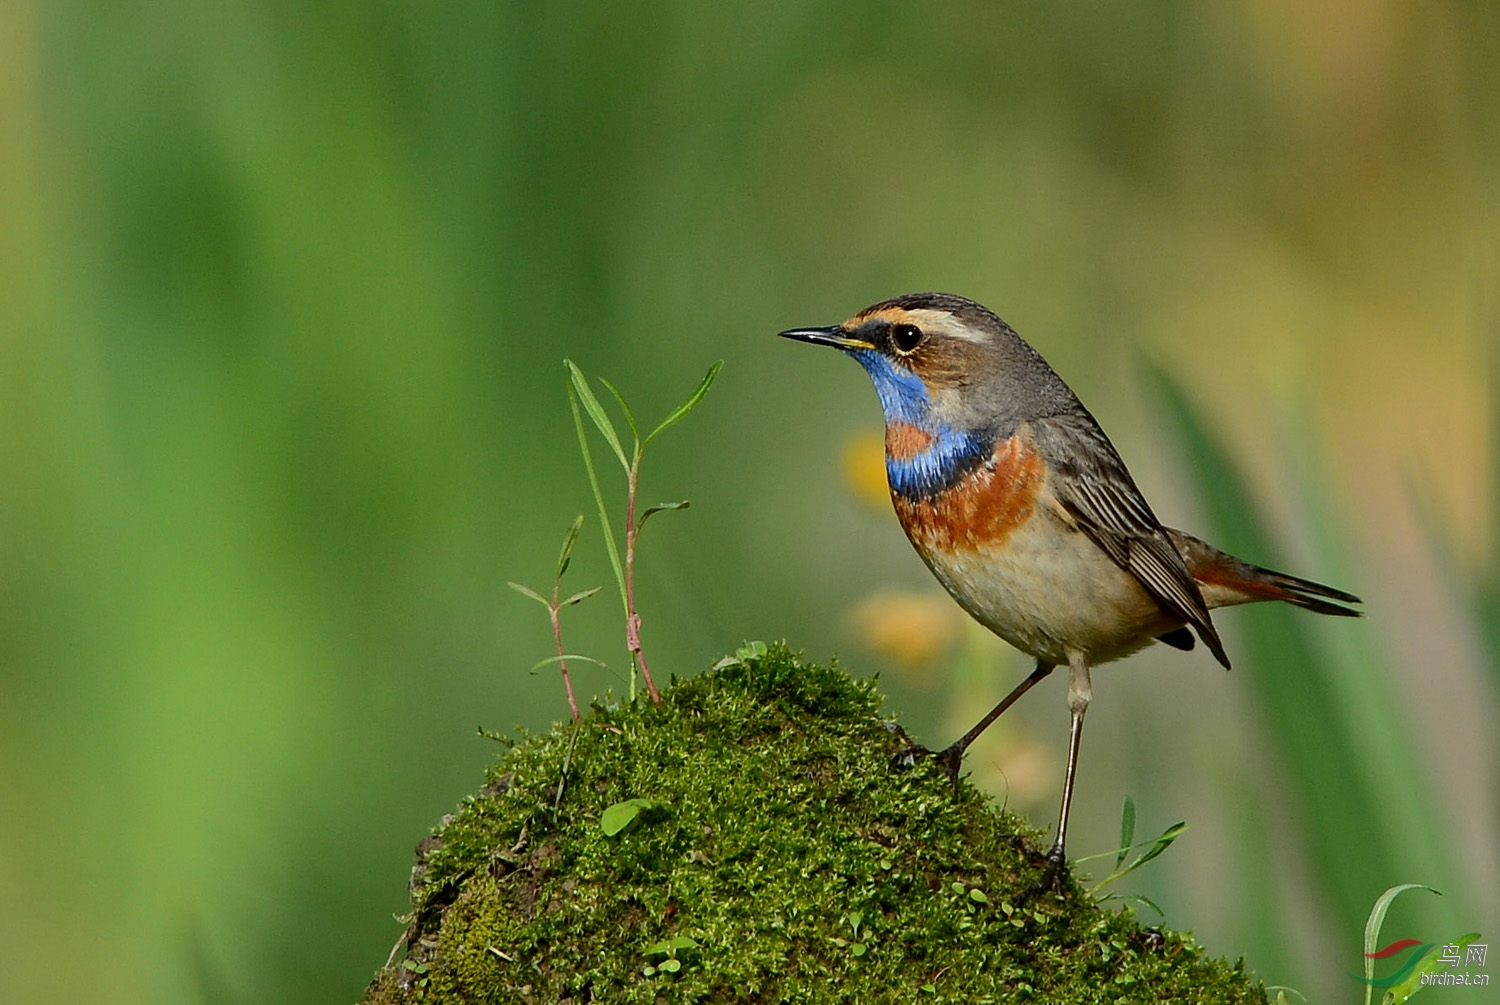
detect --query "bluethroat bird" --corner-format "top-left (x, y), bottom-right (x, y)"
top-left (779, 293), bottom-right (1360, 881)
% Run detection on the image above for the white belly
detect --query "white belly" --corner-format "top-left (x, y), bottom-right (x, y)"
top-left (911, 507), bottom-right (1178, 666)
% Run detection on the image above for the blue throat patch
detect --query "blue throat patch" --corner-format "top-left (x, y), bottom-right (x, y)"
top-left (847, 348), bottom-right (929, 424)
top-left (846, 349), bottom-right (991, 499)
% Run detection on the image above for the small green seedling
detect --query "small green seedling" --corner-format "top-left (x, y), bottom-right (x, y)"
top-left (999, 900), bottom-right (1024, 928)
top-left (711, 640), bottom-right (769, 671)
top-left (642, 935), bottom-right (699, 976)
top-left (830, 911), bottom-right (868, 956)
top-left (949, 881), bottom-right (991, 915)
top-left (508, 515), bottom-right (604, 719)
top-left (1080, 796), bottom-right (1186, 904)
top-left (566, 359), bottom-right (723, 706)
top-left (599, 797), bottom-right (669, 837)
top-left (400, 959), bottom-right (430, 992)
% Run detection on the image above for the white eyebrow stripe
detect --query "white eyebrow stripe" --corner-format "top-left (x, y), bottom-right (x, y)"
top-left (901, 308), bottom-right (988, 343)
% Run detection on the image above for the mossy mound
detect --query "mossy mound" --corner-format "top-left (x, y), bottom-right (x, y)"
top-left (362, 644), bottom-right (1266, 1004)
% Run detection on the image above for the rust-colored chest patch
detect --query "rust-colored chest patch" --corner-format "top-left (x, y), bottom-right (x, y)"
top-left (885, 421), bottom-right (936, 461)
top-left (892, 434), bottom-right (1046, 553)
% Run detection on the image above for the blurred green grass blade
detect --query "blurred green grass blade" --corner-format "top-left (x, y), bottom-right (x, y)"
top-left (1230, 774), bottom-right (1302, 990)
top-left (1118, 795), bottom-right (1135, 870)
top-left (1408, 330), bottom-right (1500, 696)
top-left (1481, 327), bottom-right (1500, 691)
top-left (1274, 400), bottom-right (1463, 921)
top-left (1149, 364), bottom-right (1401, 933)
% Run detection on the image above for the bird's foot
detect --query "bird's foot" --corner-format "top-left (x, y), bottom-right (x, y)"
top-left (887, 743), bottom-right (930, 771)
top-left (992, 831), bottom-right (1030, 852)
top-left (885, 728), bottom-right (965, 793)
top-left (929, 743), bottom-right (965, 791)
top-left (1028, 843), bottom-right (1071, 899)
top-left (885, 722), bottom-right (927, 770)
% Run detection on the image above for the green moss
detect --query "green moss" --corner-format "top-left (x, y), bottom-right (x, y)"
top-left (362, 645), bottom-right (1267, 1004)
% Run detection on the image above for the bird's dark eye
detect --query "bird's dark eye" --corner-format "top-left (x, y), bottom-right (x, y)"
top-left (890, 323), bottom-right (924, 354)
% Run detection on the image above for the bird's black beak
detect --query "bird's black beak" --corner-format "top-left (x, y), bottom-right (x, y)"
top-left (776, 325), bottom-right (875, 350)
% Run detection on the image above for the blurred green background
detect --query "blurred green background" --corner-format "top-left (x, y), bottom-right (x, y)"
top-left (3, 2), bottom-right (1498, 1002)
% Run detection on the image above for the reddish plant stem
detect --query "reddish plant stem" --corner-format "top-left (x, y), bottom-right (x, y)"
top-left (624, 453), bottom-right (662, 705)
top-left (548, 585), bottom-right (580, 720)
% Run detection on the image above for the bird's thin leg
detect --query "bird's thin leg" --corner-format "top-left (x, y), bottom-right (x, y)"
top-left (891, 660), bottom-right (1056, 789)
top-left (1040, 652), bottom-right (1091, 891)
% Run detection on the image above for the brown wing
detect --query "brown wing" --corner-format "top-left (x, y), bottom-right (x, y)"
top-left (1027, 415), bottom-right (1231, 668)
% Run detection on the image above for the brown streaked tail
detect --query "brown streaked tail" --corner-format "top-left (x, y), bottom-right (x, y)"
top-left (1165, 528), bottom-right (1362, 618)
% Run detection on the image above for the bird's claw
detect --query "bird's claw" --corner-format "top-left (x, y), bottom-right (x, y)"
top-left (887, 738), bottom-right (965, 793)
top-left (887, 743), bottom-right (930, 772)
top-left (931, 744), bottom-right (964, 791)
top-left (1030, 845), bottom-right (1071, 898)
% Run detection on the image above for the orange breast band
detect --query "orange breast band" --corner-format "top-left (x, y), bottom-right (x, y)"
top-left (892, 434), bottom-right (1046, 553)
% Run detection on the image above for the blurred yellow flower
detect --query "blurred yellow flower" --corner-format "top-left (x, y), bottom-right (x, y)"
top-left (848, 590), bottom-right (965, 676)
top-left (841, 431), bottom-right (890, 509)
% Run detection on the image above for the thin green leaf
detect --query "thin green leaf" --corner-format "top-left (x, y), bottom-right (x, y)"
top-left (560, 586), bottom-right (603, 607)
top-left (566, 359), bottom-right (629, 472)
top-left (568, 376), bottom-right (628, 616)
top-left (1361, 884), bottom-right (1442, 1005)
top-left (1076, 832), bottom-right (1175, 864)
top-left (1090, 822), bottom-right (1187, 894)
top-left (1117, 796), bottom-right (1136, 870)
top-left (1124, 821), bottom-right (1186, 872)
top-left (636, 500), bottom-right (689, 532)
top-left (556, 515), bottom-right (585, 579)
top-left (530, 654), bottom-right (607, 672)
top-left (1126, 894), bottom-right (1164, 917)
top-left (598, 377), bottom-right (640, 442)
top-left (644, 360), bottom-right (723, 446)
top-left (506, 582), bottom-right (551, 608)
